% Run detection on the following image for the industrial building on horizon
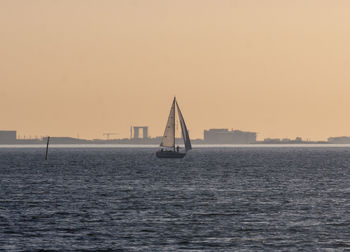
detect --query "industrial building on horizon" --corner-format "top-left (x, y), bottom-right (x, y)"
top-left (130, 126), bottom-right (149, 139)
top-left (204, 128), bottom-right (257, 144)
top-left (328, 136), bottom-right (350, 144)
top-left (0, 130), bottom-right (17, 144)
top-left (263, 137), bottom-right (303, 144)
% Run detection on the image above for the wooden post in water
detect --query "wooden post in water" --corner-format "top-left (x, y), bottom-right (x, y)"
top-left (45, 136), bottom-right (50, 160)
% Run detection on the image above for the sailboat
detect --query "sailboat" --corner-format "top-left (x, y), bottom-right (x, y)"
top-left (156, 97), bottom-right (192, 158)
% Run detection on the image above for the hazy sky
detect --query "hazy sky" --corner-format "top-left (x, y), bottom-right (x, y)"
top-left (1, 0), bottom-right (350, 140)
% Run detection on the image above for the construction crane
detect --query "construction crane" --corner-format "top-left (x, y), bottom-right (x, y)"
top-left (103, 132), bottom-right (118, 140)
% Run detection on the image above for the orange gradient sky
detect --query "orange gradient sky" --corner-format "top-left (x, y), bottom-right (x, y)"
top-left (1, 0), bottom-right (350, 140)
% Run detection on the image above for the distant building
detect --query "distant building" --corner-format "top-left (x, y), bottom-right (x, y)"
top-left (132, 126), bottom-right (149, 139)
top-left (263, 138), bottom-right (281, 143)
top-left (263, 137), bottom-right (303, 144)
top-left (328, 136), bottom-right (350, 144)
top-left (204, 129), bottom-right (256, 144)
top-left (0, 130), bottom-right (17, 144)
top-left (295, 137), bottom-right (302, 143)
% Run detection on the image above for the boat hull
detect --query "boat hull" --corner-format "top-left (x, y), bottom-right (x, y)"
top-left (156, 150), bottom-right (186, 158)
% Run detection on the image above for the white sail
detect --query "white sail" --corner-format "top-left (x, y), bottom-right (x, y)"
top-left (176, 100), bottom-right (192, 151)
top-left (160, 98), bottom-right (176, 148)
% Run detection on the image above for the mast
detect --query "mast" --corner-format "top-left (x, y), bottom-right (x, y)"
top-left (173, 97), bottom-right (176, 151)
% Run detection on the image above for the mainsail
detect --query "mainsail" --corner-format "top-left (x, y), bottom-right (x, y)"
top-left (176, 101), bottom-right (192, 151)
top-left (160, 98), bottom-right (176, 148)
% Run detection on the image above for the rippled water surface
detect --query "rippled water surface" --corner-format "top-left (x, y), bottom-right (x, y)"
top-left (1, 147), bottom-right (350, 251)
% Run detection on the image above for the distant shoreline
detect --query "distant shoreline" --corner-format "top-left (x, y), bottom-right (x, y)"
top-left (1, 143), bottom-right (350, 148)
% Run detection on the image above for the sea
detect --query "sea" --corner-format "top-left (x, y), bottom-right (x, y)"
top-left (0, 145), bottom-right (350, 251)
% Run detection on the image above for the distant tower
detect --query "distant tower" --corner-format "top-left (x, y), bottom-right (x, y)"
top-left (143, 127), bottom-right (148, 139)
top-left (134, 127), bottom-right (140, 139)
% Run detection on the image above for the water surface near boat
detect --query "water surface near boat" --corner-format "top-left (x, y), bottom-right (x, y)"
top-left (0, 147), bottom-right (349, 251)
